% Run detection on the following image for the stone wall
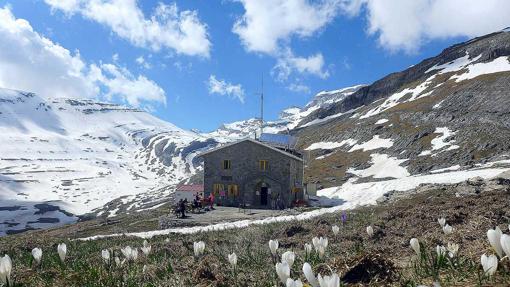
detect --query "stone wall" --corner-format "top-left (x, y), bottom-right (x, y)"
top-left (202, 140), bottom-right (303, 208)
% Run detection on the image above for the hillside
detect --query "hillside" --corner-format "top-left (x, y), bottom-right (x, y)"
top-left (0, 89), bottom-right (218, 235)
top-left (294, 30), bottom-right (510, 202)
top-left (1, 174), bottom-right (509, 286)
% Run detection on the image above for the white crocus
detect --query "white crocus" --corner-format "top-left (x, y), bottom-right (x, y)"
top-left (286, 278), bottom-right (303, 287)
top-left (101, 249), bottom-right (110, 264)
top-left (481, 254), bottom-right (498, 276)
top-left (0, 255), bottom-right (12, 285)
top-left (57, 243), bottom-right (67, 263)
top-left (114, 256), bottom-right (121, 266)
top-left (366, 226), bottom-right (374, 238)
top-left (303, 262), bottom-right (319, 287)
top-left (281, 251), bottom-right (295, 267)
top-left (318, 273), bottom-right (340, 287)
top-left (193, 241), bottom-right (205, 257)
top-left (500, 234), bottom-right (510, 258)
top-left (228, 253), bottom-right (237, 268)
top-left (447, 242), bottom-right (459, 258)
top-left (269, 240), bottom-right (279, 256)
top-left (275, 262), bottom-right (290, 284)
top-left (141, 245), bottom-right (151, 256)
top-left (436, 245), bottom-right (447, 257)
top-left (438, 218), bottom-right (446, 227)
top-left (332, 225), bottom-right (339, 236)
top-left (121, 246), bottom-right (132, 259)
top-left (442, 224), bottom-right (453, 235)
top-left (487, 227), bottom-right (503, 258)
top-left (32, 248), bottom-right (42, 265)
top-left (304, 243), bottom-right (313, 256)
top-left (312, 237), bottom-right (328, 259)
top-left (410, 238), bottom-right (420, 256)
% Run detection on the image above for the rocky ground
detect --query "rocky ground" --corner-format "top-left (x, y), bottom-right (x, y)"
top-left (1, 174), bottom-right (509, 286)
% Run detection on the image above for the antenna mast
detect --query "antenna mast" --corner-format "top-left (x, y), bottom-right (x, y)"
top-left (260, 74), bottom-right (264, 137)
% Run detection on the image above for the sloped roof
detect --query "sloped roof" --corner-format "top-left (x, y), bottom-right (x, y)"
top-left (176, 184), bottom-right (204, 192)
top-left (198, 138), bottom-right (303, 162)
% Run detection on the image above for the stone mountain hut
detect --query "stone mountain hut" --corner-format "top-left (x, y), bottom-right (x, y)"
top-left (198, 134), bottom-right (304, 209)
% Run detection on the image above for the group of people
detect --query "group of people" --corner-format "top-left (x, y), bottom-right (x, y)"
top-left (175, 192), bottom-right (215, 218)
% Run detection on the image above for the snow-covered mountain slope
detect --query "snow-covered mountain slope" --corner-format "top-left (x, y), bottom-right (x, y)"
top-left (295, 30), bottom-right (510, 201)
top-left (205, 84), bottom-right (365, 139)
top-left (0, 89), bottom-right (217, 235)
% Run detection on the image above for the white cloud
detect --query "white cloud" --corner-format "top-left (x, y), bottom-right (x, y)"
top-left (135, 56), bottom-right (152, 69)
top-left (287, 83), bottom-right (311, 94)
top-left (232, 0), bottom-right (338, 81)
top-left (345, 0), bottom-right (510, 53)
top-left (233, 0), bottom-right (340, 54)
top-left (272, 49), bottom-right (329, 81)
top-left (0, 6), bottom-right (165, 108)
top-left (207, 75), bottom-right (245, 103)
top-left (45, 0), bottom-right (211, 57)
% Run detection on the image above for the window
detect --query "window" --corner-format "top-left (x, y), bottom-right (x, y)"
top-left (213, 183), bottom-right (224, 196)
top-left (221, 176), bottom-right (233, 181)
top-left (228, 184), bottom-right (239, 197)
top-left (259, 160), bottom-right (268, 171)
top-left (223, 160), bottom-right (231, 170)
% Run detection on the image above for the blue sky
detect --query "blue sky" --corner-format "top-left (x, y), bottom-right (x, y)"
top-left (0, 0), bottom-right (508, 132)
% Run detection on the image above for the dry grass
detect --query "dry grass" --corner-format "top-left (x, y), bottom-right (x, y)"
top-left (1, 185), bottom-right (510, 286)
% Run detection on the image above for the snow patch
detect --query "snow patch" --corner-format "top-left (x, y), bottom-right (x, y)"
top-left (349, 135), bottom-right (393, 152)
top-left (305, 139), bottom-right (357, 150)
top-left (420, 127), bottom-right (459, 156)
top-left (348, 154), bottom-right (409, 179)
top-left (375, 119), bottom-right (389, 125)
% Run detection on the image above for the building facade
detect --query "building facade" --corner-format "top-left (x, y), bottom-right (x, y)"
top-left (199, 139), bottom-right (304, 209)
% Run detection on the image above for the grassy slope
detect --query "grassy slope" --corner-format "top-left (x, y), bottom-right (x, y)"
top-left (1, 182), bottom-right (510, 286)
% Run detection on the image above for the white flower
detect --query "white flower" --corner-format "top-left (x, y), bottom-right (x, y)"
top-left (121, 246), bottom-right (138, 261)
top-left (143, 264), bottom-right (147, 274)
top-left (141, 245), bottom-right (151, 256)
top-left (143, 240), bottom-right (149, 248)
top-left (281, 251), bottom-right (296, 267)
top-left (481, 253), bottom-right (498, 276)
top-left (312, 237), bottom-right (328, 259)
top-left (332, 225), bottom-right (339, 236)
top-left (318, 273), bottom-right (340, 287)
top-left (500, 234), bottom-right (510, 258)
top-left (487, 227), bottom-right (503, 258)
top-left (304, 243), bottom-right (312, 256)
top-left (101, 249), bottom-right (110, 264)
top-left (57, 243), bottom-right (67, 263)
top-left (193, 241), bottom-right (205, 257)
top-left (275, 262), bottom-right (290, 284)
top-left (228, 253), bottom-right (237, 267)
top-left (447, 242), bottom-right (459, 258)
top-left (410, 238), bottom-right (420, 256)
top-left (366, 226), bottom-right (374, 238)
top-left (436, 245), bottom-right (447, 257)
top-left (114, 256), bottom-right (122, 266)
top-left (0, 255), bottom-right (12, 285)
top-left (438, 218), bottom-right (446, 227)
top-left (32, 248), bottom-right (42, 265)
top-left (286, 278), bottom-right (303, 287)
top-left (303, 262), bottom-right (319, 287)
top-left (442, 224), bottom-right (453, 235)
top-left (269, 240), bottom-right (279, 256)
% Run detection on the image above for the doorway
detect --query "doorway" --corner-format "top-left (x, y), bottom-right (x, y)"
top-left (260, 186), bottom-right (268, 206)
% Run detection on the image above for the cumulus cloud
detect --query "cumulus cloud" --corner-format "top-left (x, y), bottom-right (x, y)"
top-left (135, 56), bottom-right (152, 69)
top-left (0, 6), bottom-right (165, 108)
top-left (44, 0), bottom-right (211, 57)
top-left (207, 75), bottom-right (245, 103)
top-left (233, 0), bottom-right (340, 54)
top-left (232, 0), bottom-right (338, 80)
top-left (287, 83), bottom-right (311, 94)
top-left (344, 0), bottom-right (510, 53)
top-left (273, 49), bottom-right (329, 81)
